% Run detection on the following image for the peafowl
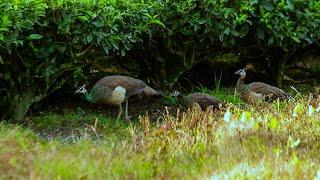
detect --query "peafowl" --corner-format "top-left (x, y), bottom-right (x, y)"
top-left (75, 75), bottom-right (163, 121)
top-left (235, 64), bottom-right (291, 103)
top-left (173, 91), bottom-right (224, 111)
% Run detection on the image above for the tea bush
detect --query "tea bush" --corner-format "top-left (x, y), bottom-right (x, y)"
top-left (0, 0), bottom-right (163, 121)
top-left (0, 0), bottom-right (319, 121)
top-left (146, 0), bottom-right (320, 87)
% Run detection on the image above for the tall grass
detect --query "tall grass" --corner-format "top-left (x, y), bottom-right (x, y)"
top-left (194, 71), bottom-right (243, 104)
top-left (0, 96), bottom-right (320, 179)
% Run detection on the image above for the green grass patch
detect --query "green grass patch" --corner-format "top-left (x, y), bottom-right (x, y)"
top-left (196, 85), bottom-right (243, 104)
top-left (1, 95), bottom-right (320, 179)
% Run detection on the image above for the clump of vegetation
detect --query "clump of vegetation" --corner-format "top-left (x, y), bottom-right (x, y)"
top-left (1, 0), bottom-right (319, 122)
top-left (0, 95), bottom-right (320, 178)
top-left (0, 0), bottom-right (163, 122)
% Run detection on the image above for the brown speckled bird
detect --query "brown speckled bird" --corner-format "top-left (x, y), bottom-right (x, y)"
top-left (235, 64), bottom-right (291, 103)
top-left (173, 91), bottom-right (224, 111)
top-left (75, 75), bottom-right (163, 121)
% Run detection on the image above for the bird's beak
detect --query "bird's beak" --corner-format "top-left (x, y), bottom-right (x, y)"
top-left (171, 91), bottom-right (180, 97)
top-left (74, 84), bottom-right (86, 94)
top-left (234, 68), bottom-right (244, 75)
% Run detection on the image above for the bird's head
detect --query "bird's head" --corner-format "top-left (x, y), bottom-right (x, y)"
top-left (235, 63), bottom-right (253, 78)
top-left (171, 90), bottom-right (181, 97)
top-left (74, 84), bottom-right (87, 94)
top-left (245, 63), bottom-right (254, 70)
top-left (171, 90), bottom-right (184, 103)
top-left (234, 68), bottom-right (246, 78)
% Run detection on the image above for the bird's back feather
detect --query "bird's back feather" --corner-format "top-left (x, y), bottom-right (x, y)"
top-left (184, 93), bottom-right (223, 110)
top-left (90, 75), bottom-right (163, 105)
top-left (95, 75), bottom-right (147, 97)
top-left (248, 82), bottom-right (290, 100)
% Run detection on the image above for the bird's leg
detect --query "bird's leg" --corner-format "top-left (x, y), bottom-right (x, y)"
top-left (125, 99), bottom-right (132, 121)
top-left (117, 103), bottom-right (123, 121)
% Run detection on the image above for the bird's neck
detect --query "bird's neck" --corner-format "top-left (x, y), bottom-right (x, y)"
top-left (84, 92), bottom-right (94, 103)
top-left (236, 76), bottom-right (247, 93)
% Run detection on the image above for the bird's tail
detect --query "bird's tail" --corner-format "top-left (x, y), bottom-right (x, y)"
top-left (143, 86), bottom-right (164, 97)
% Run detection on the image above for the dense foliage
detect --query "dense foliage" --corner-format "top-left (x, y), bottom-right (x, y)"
top-left (0, 0), bottom-right (319, 121)
top-left (0, 0), bottom-right (162, 121)
top-left (149, 0), bottom-right (320, 87)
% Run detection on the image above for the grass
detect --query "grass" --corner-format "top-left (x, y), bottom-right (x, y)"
top-left (1, 91), bottom-right (320, 179)
top-left (197, 85), bottom-right (243, 104)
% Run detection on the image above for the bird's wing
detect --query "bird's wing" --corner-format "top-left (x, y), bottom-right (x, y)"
top-left (248, 82), bottom-right (290, 99)
top-left (96, 75), bottom-right (147, 97)
top-left (89, 83), bottom-right (112, 103)
top-left (186, 93), bottom-right (222, 110)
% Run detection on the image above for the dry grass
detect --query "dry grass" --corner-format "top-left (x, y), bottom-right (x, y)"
top-left (0, 95), bottom-right (320, 179)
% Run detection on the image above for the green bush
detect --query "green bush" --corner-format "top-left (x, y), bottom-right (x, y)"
top-left (146, 0), bottom-right (320, 87)
top-left (0, 0), bottom-right (163, 122)
top-left (0, 0), bottom-right (319, 121)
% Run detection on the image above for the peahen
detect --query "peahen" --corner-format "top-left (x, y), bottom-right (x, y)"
top-left (173, 91), bottom-right (224, 111)
top-left (235, 64), bottom-right (291, 103)
top-left (75, 75), bottom-right (164, 121)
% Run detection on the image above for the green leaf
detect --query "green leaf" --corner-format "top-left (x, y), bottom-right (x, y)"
top-left (263, 2), bottom-right (274, 11)
top-left (102, 42), bottom-right (110, 54)
top-left (290, 139), bottom-right (300, 149)
top-left (287, 135), bottom-right (300, 149)
top-left (268, 37), bottom-right (274, 45)
top-left (230, 29), bottom-right (240, 37)
top-left (26, 34), bottom-right (43, 40)
top-left (254, 121), bottom-right (260, 130)
top-left (219, 32), bottom-right (224, 41)
top-left (224, 27), bottom-right (230, 35)
top-left (286, 0), bottom-right (294, 10)
top-left (1, 15), bottom-right (10, 29)
top-left (293, 103), bottom-right (304, 114)
top-left (239, 24), bottom-right (249, 38)
top-left (86, 34), bottom-right (93, 44)
top-left (0, 28), bottom-right (9, 32)
top-left (143, 13), bottom-right (153, 19)
top-left (150, 20), bottom-right (166, 28)
top-left (78, 16), bottom-right (88, 21)
top-left (292, 36), bottom-right (301, 43)
top-left (257, 27), bottom-right (265, 40)
top-left (110, 40), bottom-right (119, 50)
top-left (93, 20), bottom-right (104, 28)
top-left (73, 68), bottom-right (85, 79)
top-left (269, 117), bottom-right (278, 129)
top-left (197, 18), bottom-right (207, 25)
top-left (290, 153), bottom-right (299, 165)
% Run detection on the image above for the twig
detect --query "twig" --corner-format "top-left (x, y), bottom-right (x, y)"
top-left (290, 86), bottom-right (300, 94)
top-left (156, 108), bottom-right (166, 119)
